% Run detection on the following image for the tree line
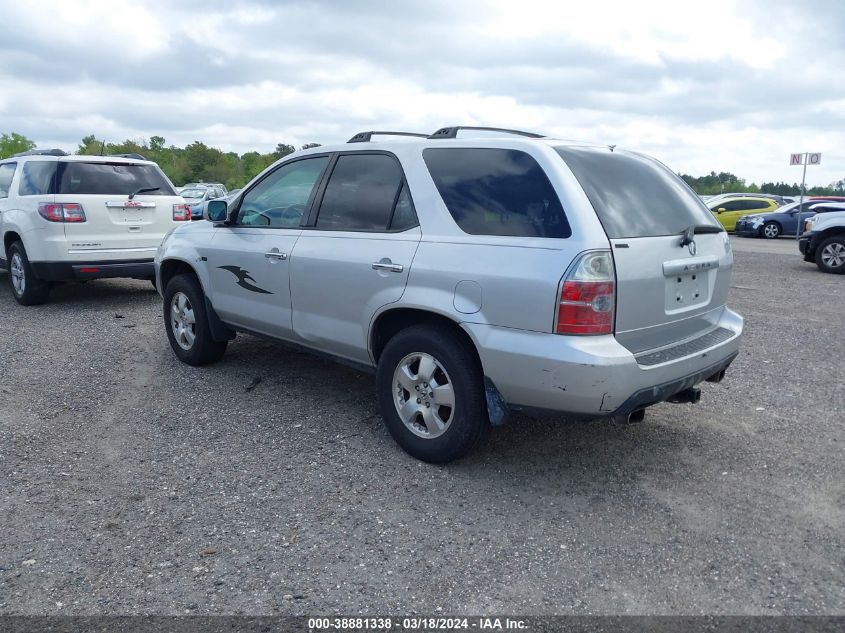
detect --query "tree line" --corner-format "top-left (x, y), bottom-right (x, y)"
top-left (0, 132), bottom-right (320, 190)
top-left (2, 131), bottom-right (843, 195)
top-left (679, 170), bottom-right (844, 196)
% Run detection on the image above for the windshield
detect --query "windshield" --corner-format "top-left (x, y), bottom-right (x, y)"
top-left (180, 188), bottom-right (206, 199)
top-left (555, 147), bottom-right (722, 238)
top-left (772, 202), bottom-right (799, 213)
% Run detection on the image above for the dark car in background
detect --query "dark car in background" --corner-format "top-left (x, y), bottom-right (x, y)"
top-left (736, 199), bottom-right (845, 238)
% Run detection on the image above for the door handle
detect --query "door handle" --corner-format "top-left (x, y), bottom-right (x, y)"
top-left (264, 251), bottom-right (287, 260)
top-left (372, 259), bottom-right (403, 273)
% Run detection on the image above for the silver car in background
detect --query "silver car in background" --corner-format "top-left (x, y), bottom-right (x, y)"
top-left (155, 127), bottom-right (743, 463)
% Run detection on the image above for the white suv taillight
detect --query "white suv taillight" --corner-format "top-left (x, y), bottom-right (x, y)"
top-left (173, 203), bottom-right (191, 221)
top-left (555, 251), bottom-right (616, 335)
top-left (38, 203), bottom-right (86, 223)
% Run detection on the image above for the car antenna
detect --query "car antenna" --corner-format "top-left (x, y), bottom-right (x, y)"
top-left (608, 144), bottom-right (616, 152)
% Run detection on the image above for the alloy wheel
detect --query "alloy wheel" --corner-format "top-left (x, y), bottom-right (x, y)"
top-left (763, 223), bottom-right (780, 238)
top-left (10, 253), bottom-right (25, 296)
top-left (821, 242), bottom-right (845, 269)
top-left (392, 352), bottom-right (455, 439)
top-left (170, 291), bottom-right (196, 350)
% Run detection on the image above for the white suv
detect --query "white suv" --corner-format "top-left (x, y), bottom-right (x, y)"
top-left (0, 150), bottom-right (190, 305)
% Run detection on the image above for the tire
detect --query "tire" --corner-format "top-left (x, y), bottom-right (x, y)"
top-left (761, 221), bottom-right (781, 239)
top-left (376, 325), bottom-right (488, 463)
top-left (163, 273), bottom-right (227, 365)
top-left (7, 241), bottom-right (50, 305)
top-left (815, 236), bottom-right (845, 274)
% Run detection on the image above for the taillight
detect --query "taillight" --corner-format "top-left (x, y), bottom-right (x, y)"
top-left (62, 203), bottom-right (86, 222)
top-left (555, 251), bottom-right (616, 335)
top-left (38, 203), bottom-right (86, 223)
top-left (173, 203), bottom-right (191, 221)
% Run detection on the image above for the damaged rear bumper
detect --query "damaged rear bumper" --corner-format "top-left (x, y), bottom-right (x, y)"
top-left (462, 307), bottom-right (743, 418)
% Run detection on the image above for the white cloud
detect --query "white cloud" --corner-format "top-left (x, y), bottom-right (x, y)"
top-left (0, 0), bottom-right (842, 187)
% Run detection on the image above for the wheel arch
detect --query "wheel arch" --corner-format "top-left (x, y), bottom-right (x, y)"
top-left (159, 258), bottom-right (203, 292)
top-left (818, 226), bottom-right (845, 240)
top-left (3, 230), bottom-right (22, 257)
top-left (369, 307), bottom-right (483, 370)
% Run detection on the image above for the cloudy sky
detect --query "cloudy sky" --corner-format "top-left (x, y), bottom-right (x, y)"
top-left (1, 0), bottom-right (843, 186)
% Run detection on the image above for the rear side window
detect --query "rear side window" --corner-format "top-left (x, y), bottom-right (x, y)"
top-left (315, 154), bottom-right (405, 231)
top-left (55, 162), bottom-right (176, 196)
top-left (0, 163), bottom-right (16, 199)
top-left (556, 147), bottom-right (722, 238)
top-left (424, 148), bottom-right (570, 238)
top-left (19, 161), bottom-right (56, 196)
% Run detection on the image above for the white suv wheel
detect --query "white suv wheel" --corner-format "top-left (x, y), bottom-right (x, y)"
top-left (10, 252), bottom-right (25, 296)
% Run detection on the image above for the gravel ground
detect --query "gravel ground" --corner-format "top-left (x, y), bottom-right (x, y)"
top-left (0, 238), bottom-right (843, 615)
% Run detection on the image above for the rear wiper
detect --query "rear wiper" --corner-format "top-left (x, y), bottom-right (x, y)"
top-left (128, 186), bottom-right (160, 200)
top-left (693, 225), bottom-right (724, 234)
top-left (679, 224), bottom-right (723, 249)
top-left (679, 224), bottom-right (722, 247)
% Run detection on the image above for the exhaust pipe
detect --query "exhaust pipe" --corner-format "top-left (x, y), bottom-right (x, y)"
top-left (668, 387), bottom-right (701, 404)
top-left (706, 368), bottom-right (727, 383)
top-left (626, 408), bottom-right (646, 423)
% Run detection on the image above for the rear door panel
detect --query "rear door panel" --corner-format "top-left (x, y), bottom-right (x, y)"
top-left (611, 232), bottom-right (733, 353)
top-left (58, 194), bottom-right (181, 253)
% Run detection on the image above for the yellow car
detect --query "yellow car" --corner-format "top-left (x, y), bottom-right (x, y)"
top-left (708, 196), bottom-right (780, 231)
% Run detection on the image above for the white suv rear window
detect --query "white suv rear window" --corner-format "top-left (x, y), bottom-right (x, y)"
top-left (56, 162), bottom-right (175, 196)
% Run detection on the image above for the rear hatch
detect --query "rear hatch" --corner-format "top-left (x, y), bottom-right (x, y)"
top-left (556, 147), bottom-right (733, 354)
top-left (53, 160), bottom-right (183, 254)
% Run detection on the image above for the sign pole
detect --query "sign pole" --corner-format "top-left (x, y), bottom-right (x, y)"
top-left (790, 152), bottom-right (820, 239)
top-left (797, 153), bottom-right (807, 239)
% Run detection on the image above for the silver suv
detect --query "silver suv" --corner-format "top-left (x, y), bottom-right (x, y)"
top-left (155, 127), bottom-right (743, 463)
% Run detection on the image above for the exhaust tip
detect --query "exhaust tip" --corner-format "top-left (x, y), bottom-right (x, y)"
top-left (627, 408), bottom-right (646, 423)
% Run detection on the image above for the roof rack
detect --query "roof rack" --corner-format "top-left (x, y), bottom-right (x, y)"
top-left (12, 148), bottom-right (69, 158)
top-left (110, 153), bottom-right (147, 160)
top-left (428, 126), bottom-right (544, 139)
top-left (347, 131), bottom-right (429, 143)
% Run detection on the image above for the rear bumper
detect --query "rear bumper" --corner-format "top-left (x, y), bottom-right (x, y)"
top-left (30, 259), bottom-right (155, 282)
top-left (463, 307), bottom-right (743, 418)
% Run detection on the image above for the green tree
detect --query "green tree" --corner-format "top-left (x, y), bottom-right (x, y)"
top-left (0, 132), bottom-right (36, 159)
top-left (69, 135), bottom-right (334, 190)
top-left (149, 136), bottom-right (165, 152)
top-left (273, 143), bottom-right (295, 159)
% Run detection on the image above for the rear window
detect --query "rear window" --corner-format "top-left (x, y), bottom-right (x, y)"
top-left (19, 161), bottom-right (56, 196)
top-left (555, 147), bottom-right (722, 238)
top-left (423, 148), bottom-right (571, 238)
top-left (55, 162), bottom-right (176, 196)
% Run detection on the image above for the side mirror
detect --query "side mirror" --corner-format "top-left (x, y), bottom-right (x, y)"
top-left (206, 199), bottom-right (228, 223)
top-left (716, 208), bottom-right (726, 214)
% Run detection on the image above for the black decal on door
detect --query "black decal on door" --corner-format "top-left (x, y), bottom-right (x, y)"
top-left (218, 266), bottom-right (273, 294)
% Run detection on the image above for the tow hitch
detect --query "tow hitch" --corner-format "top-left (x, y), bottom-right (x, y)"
top-left (668, 387), bottom-right (702, 404)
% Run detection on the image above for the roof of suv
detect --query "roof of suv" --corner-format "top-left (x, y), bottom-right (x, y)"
top-left (1, 153), bottom-right (157, 166)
